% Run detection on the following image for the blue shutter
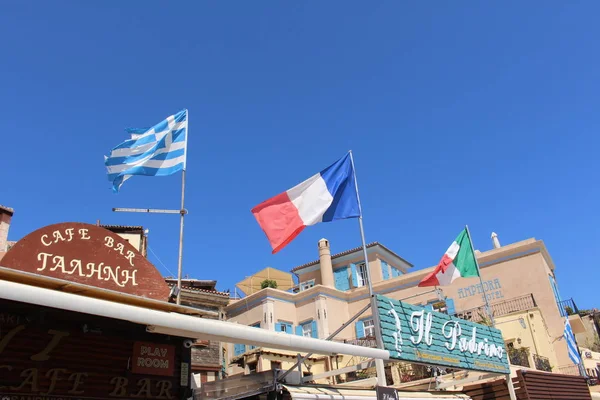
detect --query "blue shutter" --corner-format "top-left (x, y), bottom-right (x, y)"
top-left (381, 261), bottom-right (390, 280)
top-left (311, 320), bottom-right (318, 338)
top-left (295, 325), bottom-right (303, 336)
top-left (351, 264), bottom-right (359, 287)
top-left (392, 267), bottom-right (401, 278)
top-left (275, 322), bottom-right (282, 332)
top-left (286, 323), bottom-right (293, 334)
top-left (355, 320), bottom-right (365, 338)
top-left (446, 298), bottom-right (456, 315)
top-left (234, 344), bottom-right (245, 356)
top-left (334, 267), bottom-right (350, 291)
top-left (549, 276), bottom-right (562, 304)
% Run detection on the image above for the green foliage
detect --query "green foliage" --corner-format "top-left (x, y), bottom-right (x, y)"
top-left (508, 346), bottom-right (530, 368)
top-left (477, 312), bottom-right (494, 327)
top-left (260, 279), bottom-right (278, 289)
top-left (565, 306), bottom-right (575, 316)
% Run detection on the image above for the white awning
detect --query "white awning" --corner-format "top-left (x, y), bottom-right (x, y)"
top-left (0, 279), bottom-right (389, 360)
top-left (283, 385), bottom-right (470, 400)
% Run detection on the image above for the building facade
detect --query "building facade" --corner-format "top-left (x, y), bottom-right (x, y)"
top-left (225, 234), bottom-right (586, 382)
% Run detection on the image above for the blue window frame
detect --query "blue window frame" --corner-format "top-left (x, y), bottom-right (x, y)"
top-left (296, 320), bottom-right (318, 338)
top-left (275, 321), bottom-right (294, 334)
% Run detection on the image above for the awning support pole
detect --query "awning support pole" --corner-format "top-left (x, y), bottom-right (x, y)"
top-left (277, 303), bottom-right (372, 383)
top-left (506, 373), bottom-right (517, 400)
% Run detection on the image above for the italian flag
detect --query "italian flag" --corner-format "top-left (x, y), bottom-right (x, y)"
top-left (418, 228), bottom-right (480, 287)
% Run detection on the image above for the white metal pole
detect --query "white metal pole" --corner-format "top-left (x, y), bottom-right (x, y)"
top-left (176, 110), bottom-right (189, 305)
top-left (465, 225), bottom-right (495, 327)
top-left (349, 150), bottom-right (387, 386)
top-left (176, 170), bottom-right (186, 305)
top-left (465, 226), bottom-right (516, 400)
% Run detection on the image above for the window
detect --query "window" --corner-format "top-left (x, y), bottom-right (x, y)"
top-left (363, 319), bottom-right (375, 338)
top-left (271, 361), bottom-right (282, 370)
top-left (234, 343), bottom-right (246, 356)
top-left (297, 320), bottom-right (318, 338)
top-left (426, 300), bottom-right (447, 313)
top-left (356, 263), bottom-right (369, 287)
top-left (249, 323), bottom-right (260, 349)
top-left (302, 324), bottom-right (312, 337)
top-left (299, 280), bottom-right (315, 291)
top-left (276, 321), bottom-right (293, 334)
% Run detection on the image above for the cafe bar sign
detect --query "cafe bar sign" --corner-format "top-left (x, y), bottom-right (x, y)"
top-left (376, 294), bottom-right (510, 374)
top-left (0, 222), bottom-right (171, 300)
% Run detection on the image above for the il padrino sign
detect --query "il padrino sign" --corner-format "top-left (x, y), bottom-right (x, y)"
top-left (1, 222), bottom-right (170, 300)
top-left (376, 294), bottom-right (510, 374)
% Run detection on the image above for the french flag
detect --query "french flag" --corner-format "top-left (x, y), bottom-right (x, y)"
top-left (252, 152), bottom-right (360, 253)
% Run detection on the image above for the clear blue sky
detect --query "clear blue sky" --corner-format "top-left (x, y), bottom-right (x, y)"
top-left (2, 2), bottom-right (599, 308)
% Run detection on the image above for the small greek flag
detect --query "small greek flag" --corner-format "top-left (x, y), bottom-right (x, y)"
top-left (564, 318), bottom-right (582, 365)
top-left (105, 110), bottom-right (187, 192)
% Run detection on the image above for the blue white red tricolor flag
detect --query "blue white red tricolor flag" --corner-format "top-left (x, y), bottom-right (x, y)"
top-left (252, 152), bottom-right (360, 253)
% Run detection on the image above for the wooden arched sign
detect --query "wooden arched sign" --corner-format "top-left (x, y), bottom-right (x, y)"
top-left (1, 222), bottom-right (170, 300)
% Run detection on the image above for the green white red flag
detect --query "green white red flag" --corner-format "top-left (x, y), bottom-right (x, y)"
top-left (418, 228), bottom-right (480, 287)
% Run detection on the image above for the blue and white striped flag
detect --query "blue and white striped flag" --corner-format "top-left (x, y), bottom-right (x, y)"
top-left (564, 318), bottom-right (582, 365)
top-left (105, 110), bottom-right (187, 192)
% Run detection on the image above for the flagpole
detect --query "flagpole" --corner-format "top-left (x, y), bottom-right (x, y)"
top-left (349, 150), bottom-right (387, 386)
top-left (176, 110), bottom-right (189, 305)
top-left (464, 225), bottom-right (495, 327)
top-left (465, 225), bottom-right (518, 400)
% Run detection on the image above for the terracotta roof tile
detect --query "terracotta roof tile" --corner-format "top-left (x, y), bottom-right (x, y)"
top-left (100, 224), bottom-right (144, 231)
top-left (167, 283), bottom-right (230, 297)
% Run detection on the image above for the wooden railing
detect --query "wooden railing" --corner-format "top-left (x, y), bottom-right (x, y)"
top-left (462, 370), bottom-right (591, 400)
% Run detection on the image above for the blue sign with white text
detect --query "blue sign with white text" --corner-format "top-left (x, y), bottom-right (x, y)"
top-left (376, 294), bottom-right (510, 374)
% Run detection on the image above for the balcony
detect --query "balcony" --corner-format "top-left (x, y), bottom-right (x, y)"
top-left (455, 294), bottom-right (537, 323)
top-left (533, 354), bottom-right (552, 372)
top-left (558, 298), bottom-right (579, 317)
top-left (508, 347), bottom-right (530, 368)
top-left (334, 337), bottom-right (378, 348)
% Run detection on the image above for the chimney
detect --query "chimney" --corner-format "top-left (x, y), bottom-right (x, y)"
top-left (491, 232), bottom-right (501, 249)
top-left (0, 205), bottom-right (14, 252)
top-left (318, 238), bottom-right (334, 288)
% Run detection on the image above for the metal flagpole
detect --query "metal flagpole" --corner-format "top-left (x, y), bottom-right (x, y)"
top-left (176, 169), bottom-right (186, 305)
top-left (176, 110), bottom-right (189, 305)
top-left (465, 225), bottom-right (517, 400)
top-left (464, 225), bottom-right (495, 327)
top-left (349, 150), bottom-right (387, 386)
top-left (112, 109), bottom-right (189, 304)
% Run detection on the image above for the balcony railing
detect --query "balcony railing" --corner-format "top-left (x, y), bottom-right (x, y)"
top-left (455, 294), bottom-right (537, 323)
top-left (533, 354), bottom-right (552, 372)
top-left (508, 348), bottom-right (530, 368)
top-left (334, 337), bottom-right (377, 348)
top-left (558, 364), bottom-right (581, 376)
top-left (558, 298), bottom-right (579, 318)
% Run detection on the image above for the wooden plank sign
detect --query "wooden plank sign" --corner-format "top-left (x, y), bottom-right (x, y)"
top-left (376, 294), bottom-right (510, 374)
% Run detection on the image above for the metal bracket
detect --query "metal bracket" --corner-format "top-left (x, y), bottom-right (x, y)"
top-left (277, 303), bottom-right (372, 383)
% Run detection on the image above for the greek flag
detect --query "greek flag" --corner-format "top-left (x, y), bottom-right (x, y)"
top-left (564, 318), bottom-right (582, 365)
top-left (105, 110), bottom-right (187, 192)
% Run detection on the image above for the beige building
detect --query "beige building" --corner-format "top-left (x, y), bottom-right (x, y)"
top-left (225, 234), bottom-right (587, 382)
